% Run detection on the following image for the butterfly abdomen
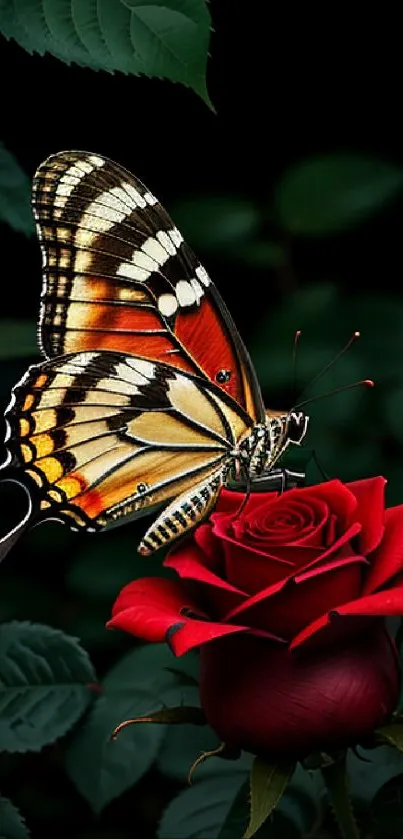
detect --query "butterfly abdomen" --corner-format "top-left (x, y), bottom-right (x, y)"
top-left (138, 470), bottom-right (224, 555)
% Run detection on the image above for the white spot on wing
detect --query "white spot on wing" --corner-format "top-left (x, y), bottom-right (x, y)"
top-left (116, 262), bottom-right (150, 282)
top-left (158, 294), bottom-right (178, 317)
top-left (96, 188), bottom-right (130, 214)
top-left (157, 230), bottom-right (176, 256)
top-left (89, 155), bottom-right (105, 167)
top-left (118, 247), bottom-right (159, 280)
top-left (176, 280), bottom-right (196, 307)
top-left (195, 265), bottom-right (211, 287)
top-left (190, 278), bottom-right (204, 303)
top-left (144, 192), bottom-right (158, 206)
top-left (75, 189), bottom-right (128, 236)
top-left (54, 163), bottom-right (86, 210)
top-left (142, 237), bottom-right (170, 266)
top-left (75, 160), bottom-right (94, 175)
top-left (169, 228), bottom-right (183, 248)
top-left (124, 183), bottom-right (146, 208)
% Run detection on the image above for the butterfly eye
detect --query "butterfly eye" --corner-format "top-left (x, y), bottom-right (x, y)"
top-left (216, 369), bottom-right (231, 384)
top-left (137, 482), bottom-right (148, 494)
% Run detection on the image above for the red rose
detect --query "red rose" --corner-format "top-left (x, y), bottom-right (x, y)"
top-left (108, 478), bottom-right (402, 759)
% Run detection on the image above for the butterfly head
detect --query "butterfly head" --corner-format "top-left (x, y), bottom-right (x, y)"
top-left (285, 410), bottom-right (309, 445)
top-left (256, 409), bottom-right (309, 476)
top-left (237, 410), bottom-right (308, 481)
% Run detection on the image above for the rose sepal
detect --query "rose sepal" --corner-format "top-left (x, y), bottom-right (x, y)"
top-left (188, 741), bottom-right (242, 784)
top-left (111, 705), bottom-right (206, 740)
top-left (375, 718), bottom-right (403, 753)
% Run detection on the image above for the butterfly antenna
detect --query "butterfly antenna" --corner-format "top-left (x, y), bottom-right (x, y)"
top-left (296, 331), bottom-right (361, 404)
top-left (310, 450), bottom-right (331, 481)
top-left (292, 330), bottom-right (302, 405)
top-left (294, 379), bottom-right (374, 410)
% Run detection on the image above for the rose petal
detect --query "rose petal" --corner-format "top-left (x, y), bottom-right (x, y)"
top-left (107, 577), bottom-right (247, 656)
top-left (194, 522), bottom-right (225, 566)
top-left (364, 505), bottom-right (403, 594)
top-left (221, 537), bottom-right (295, 594)
top-left (217, 488), bottom-right (267, 514)
top-left (199, 626), bottom-right (399, 759)
top-left (224, 555), bottom-right (367, 638)
top-left (291, 584), bottom-right (403, 649)
top-left (165, 540), bottom-right (246, 615)
top-left (347, 476), bottom-right (386, 553)
top-left (221, 519), bottom-right (361, 595)
top-left (295, 480), bottom-right (357, 527)
top-left (234, 497), bottom-right (331, 549)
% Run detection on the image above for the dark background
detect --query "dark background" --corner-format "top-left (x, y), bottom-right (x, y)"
top-left (1, 11), bottom-right (403, 838)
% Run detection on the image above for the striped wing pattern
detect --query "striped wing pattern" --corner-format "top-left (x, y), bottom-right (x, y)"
top-left (5, 351), bottom-right (250, 535)
top-left (33, 151), bottom-right (264, 423)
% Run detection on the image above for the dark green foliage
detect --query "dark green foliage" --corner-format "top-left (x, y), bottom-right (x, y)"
top-left (0, 796), bottom-right (30, 838)
top-left (0, 0), bottom-right (212, 102)
top-left (0, 143), bottom-right (34, 235)
top-left (0, 622), bottom-right (96, 752)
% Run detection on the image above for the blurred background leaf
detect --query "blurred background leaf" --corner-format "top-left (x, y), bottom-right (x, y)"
top-left (274, 154), bottom-right (403, 236)
top-left (0, 795), bottom-right (30, 838)
top-left (0, 143), bottom-right (33, 235)
top-left (0, 320), bottom-right (37, 359)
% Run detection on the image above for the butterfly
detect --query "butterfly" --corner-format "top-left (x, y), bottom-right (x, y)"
top-left (0, 151), bottom-right (308, 560)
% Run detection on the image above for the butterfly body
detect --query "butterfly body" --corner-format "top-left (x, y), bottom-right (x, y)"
top-left (0, 151), bottom-right (309, 561)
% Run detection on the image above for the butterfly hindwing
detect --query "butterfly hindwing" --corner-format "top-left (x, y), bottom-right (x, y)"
top-left (5, 351), bottom-right (250, 533)
top-left (33, 151), bottom-right (264, 423)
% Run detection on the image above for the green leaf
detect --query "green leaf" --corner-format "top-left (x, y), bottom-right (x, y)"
top-left (0, 320), bottom-right (38, 359)
top-left (64, 687), bottom-right (163, 813)
top-left (0, 796), bottom-right (30, 839)
top-left (0, 621), bottom-right (96, 753)
top-left (218, 766), bottom-right (324, 839)
top-left (1, 0), bottom-right (212, 103)
top-left (0, 0), bottom-right (41, 53)
top-left (244, 758), bottom-right (295, 839)
top-left (0, 143), bottom-right (34, 235)
top-left (170, 195), bottom-right (260, 253)
top-left (275, 154), bottom-right (403, 236)
top-left (158, 772), bottom-right (250, 839)
top-left (64, 643), bottom-right (196, 812)
top-left (377, 724), bottom-right (403, 752)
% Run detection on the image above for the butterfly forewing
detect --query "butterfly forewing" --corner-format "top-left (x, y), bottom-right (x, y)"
top-left (33, 151), bottom-right (264, 423)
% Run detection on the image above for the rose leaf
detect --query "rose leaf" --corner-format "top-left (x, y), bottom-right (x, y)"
top-left (376, 723), bottom-right (403, 753)
top-left (244, 757), bottom-right (295, 839)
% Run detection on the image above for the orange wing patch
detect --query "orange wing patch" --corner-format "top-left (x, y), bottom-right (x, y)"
top-left (33, 151), bottom-right (264, 421)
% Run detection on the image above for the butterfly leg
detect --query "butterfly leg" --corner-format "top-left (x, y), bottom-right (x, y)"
top-left (138, 468), bottom-right (225, 555)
